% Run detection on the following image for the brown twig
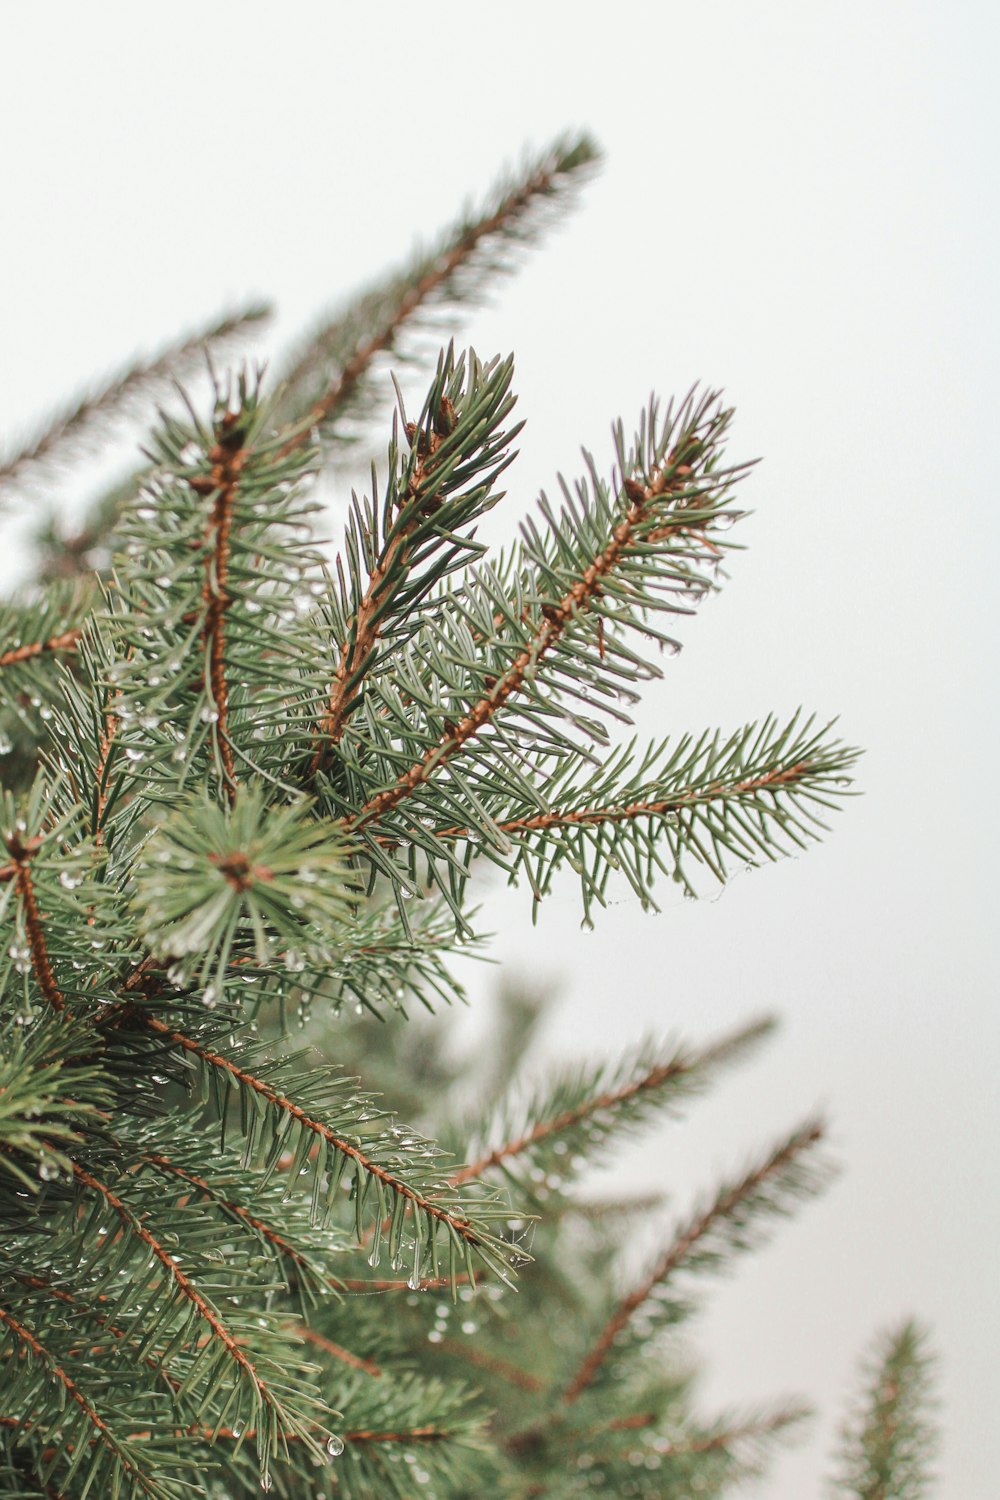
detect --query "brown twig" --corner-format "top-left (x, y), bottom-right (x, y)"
top-left (0, 1304), bottom-right (156, 1496)
top-left (141, 1015), bottom-right (508, 1261)
top-left (190, 413), bottom-right (246, 802)
top-left (279, 158), bottom-right (576, 460)
top-left (349, 464), bottom-right (698, 831)
top-left (0, 629), bottom-right (82, 669)
top-left (93, 701), bottom-right (120, 847)
top-left (562, 1122), bottom-right (824, 1403)
top-left (3, 830), bottom-right (65, 1012)
top-left (297, 1324), bottom-right (381, 1379)
top-left (433, 1337), bottom-right (545, 1393)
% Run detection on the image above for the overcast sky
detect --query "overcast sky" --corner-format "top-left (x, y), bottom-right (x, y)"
top-left (1, 4), bottom-right (997, 1496)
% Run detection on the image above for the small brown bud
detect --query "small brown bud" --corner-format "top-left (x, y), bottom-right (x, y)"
top-left (433, 395), bottom-right (457, 437)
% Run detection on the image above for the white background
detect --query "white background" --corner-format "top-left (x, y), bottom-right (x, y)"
top-left (1, 4), bottom-right (996, 1496)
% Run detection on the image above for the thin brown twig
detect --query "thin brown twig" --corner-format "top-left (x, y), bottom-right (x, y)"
top-left (297, 1324), bottom-right (381, 1378)
top-left (190, 412), bottom-right (246, 802)
top-left (562, 1122), bottom-right (824, 1403)
top-left (3, 831), bottom-right (65, 1012)
top-left (278, 157), bottom-right (575, 460)
top-left (141, 1015), bottom-right (506, 1259)
top-left (432, 1337), bottom-right (545, 1392)
top-left (0, 1305), bottom-right (156, 1496)
top-left (349, 464), bottom-right (698, 831)
top-left (0, 628), bottom-right (82, 669)
top-left (71, 1161), bottom-right (269, 1399)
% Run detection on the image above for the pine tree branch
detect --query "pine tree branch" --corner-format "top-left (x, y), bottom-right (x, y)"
top-left (12, 1273), bottom-right (182, 1395)
top-left (0, 304), bottom-right (269, 492)
top-left (140, 1153), bottom-right (322, 1289)
top-left (140, 1015), bottom-right (517, 1273)
top-left (274, 137), bottom-right (596, 454)
top-left (350, 455), bottom-right (699, 831)
top-left (449, 1020), bottom-right (770, 1187)
top-left (313, 412), bottom-right (462, 761)
top-left (562, 1120), bottom-right (826, 1402)
top-left (69, 1162), bottom-right (280, 1416)
top-left (0, 629), bottom-right (83, 670)
top-left (0, 1304), bottom-right (159, 1499)
top-left (833, 1321), bottom-right (937, 1500)
top-left (2, 831), bottom-right (65, 1012)
top-left (297, 1325), bottom-right (382, 1379)
top-left (437, 761), bottom-right (818, 841)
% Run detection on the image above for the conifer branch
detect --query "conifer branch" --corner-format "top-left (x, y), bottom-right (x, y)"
top-left (351, 457), bottom-right (699, 831)
top-left (70, 1162), bottom-right (276, 1408)
top-left (0, 304), bottom-right (269, 492)
top-left (141, 1015), bottom-right (517, 1269)
top-left (191, 410), bottom-right (247, 802)
top-left (437, 761), bottom-right (820, 842)
top-left (833, 1321), bottom-right (937, 1500)
top-left (3, 830), bottom-right (65, 1012)
top-left (0, 629), bottom-right (83, 670)
top-left (141, 1153), bottom-right (320, 1286)
top-left (563, 1120), bottom-right (827, 1402)
top-left (276, 137), bottom-right (596, 453)
top-left (13, 1273), bottom-right (182, 1394)
top-left (310, 410), bottom-right (450, 764)
top-left (450, 1020), bottom-right (770, 1187)
top-left (0, 1304), bottom-right (158, 1498)
top-left (654, 1406), bottom-right (808, 1457)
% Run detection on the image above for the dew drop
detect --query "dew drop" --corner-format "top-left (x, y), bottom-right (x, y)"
top-left (59, 870), bottom-right (82, 890)
top-left (202, 985), bottom-right (219, 1009)
top-left (200, 705), bottom-right (220, 725)
top-left (0, 733), bottom-right (12, 755)
top-left (325, 1434), bottom-right (345, 1459)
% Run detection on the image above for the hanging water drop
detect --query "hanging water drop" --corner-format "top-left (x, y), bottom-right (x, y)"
top-left (325, 1434), bottom-right (345, 1459)
top-left (202, 985), bottom-right (219, 1009)
top-left (200, 705), bottom-right (220, 724)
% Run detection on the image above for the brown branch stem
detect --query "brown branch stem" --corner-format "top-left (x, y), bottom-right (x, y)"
top-left (4, 831), bottom-right (65, 1012)
top-left (280, 157), bottom-right (572, 458)
top-left (192, 414), bottom-right (246, 802)
top-left (350, 466), bottom-right (696, 831)
top-left (141, 1015), bottom-right (503, 1258)
top-left (0, 629), bottom-right (83, 669)
top-left (0, 1304), bottom-right (154, 1495)
top-left (562, 1122), bottom-right (823, 1403)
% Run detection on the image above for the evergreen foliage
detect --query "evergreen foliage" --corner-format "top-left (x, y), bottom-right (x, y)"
top-left (0, 135), bottom-right (937, 1498)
